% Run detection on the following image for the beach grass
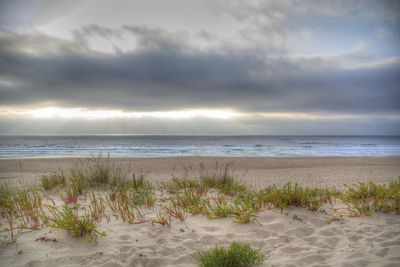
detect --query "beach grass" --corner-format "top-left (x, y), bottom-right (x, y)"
top-left (1, 156), bottom-right (399, 245)
top-left (206, 195), bottom-right (234, 219)
top-left (0, 184), bottom-right (17, 241)
top-left (41, 172), bottom-right (66, 190)
top-left (194, 241), bottom-right (266, 267)
top-left (88, 192), bottom-right (108, 221)
top-left (162, 177), bottom-right (202, 193)
top-left (45, 205), bottom-right (106, 243)
top-left (199, 162), bottom-right (247, 196)
top-left (256, 182), bottom-right (335, 212)
top-left (151, 212), bottom-right (172, 226)
top-left (340, 178), bottom-right (400, 215)
top-left (164, 204), bottom-right (187, 221)
top-left (170, 188), bottom-right (208, 215)
top-left (14, 189), bottom-right (43, 230)
top-left (61, 186), bottom-right (79, 205)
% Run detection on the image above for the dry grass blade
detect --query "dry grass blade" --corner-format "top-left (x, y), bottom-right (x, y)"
top-left (164, 204), bottom-right (187, 221)
top-left (151, 212), bottom-right (171, 226)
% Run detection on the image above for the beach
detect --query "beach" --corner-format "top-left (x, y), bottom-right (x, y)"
top-left (1, 156), bottom-right (400, 188)
top-left (1, 156), bottom-right (400, 267)
top-left (2, 0), bottom-right (399, 266)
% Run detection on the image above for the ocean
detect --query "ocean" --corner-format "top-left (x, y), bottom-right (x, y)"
top-left (0, 135), bottom-right (399, 159)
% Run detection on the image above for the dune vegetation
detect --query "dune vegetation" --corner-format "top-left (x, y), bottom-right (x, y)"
top-left (1, 155), bottom-right (399, 266)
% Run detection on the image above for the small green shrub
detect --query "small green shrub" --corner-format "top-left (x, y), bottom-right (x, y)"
top-left (195, 242), bottom-right (266, 267)
top-left (41, 172), bottom-right (66, 190)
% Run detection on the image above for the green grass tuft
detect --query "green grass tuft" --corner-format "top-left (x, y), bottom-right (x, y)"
top-left (256, 182), bottom-right (331, 211)
top-left (151, 212), bottom-right (171, 226)
top-left (14, 189), bottom-right (43, 230)
top-left (195, 241), bottom-right (266, 267)
top-left (0, 184), bottom-right (17, 241)
top-left (170, 188), bottom-right (207, 215)
top-left (46, 205), bottom-right (106, 242)
top-left (41, 172), bottom-right (66, 190)
top-left (200, 162), bottom-right (234, 188)
top-left (199, 162), bottom-right (247, 196)
top-left (340, 178), bottom-right (400, 215)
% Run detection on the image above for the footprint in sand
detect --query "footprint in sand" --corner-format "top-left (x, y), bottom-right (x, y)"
top-left (101, 260), bottom-right (124, 267)
top-left (320, 236), bottom-right (340, 249)
top-left (374, 247), bottom-right (390, 257)
top-left (251, 228), bottom-right (270, 238)
top-left (380, 240), bottom-right (400, 247)
top-left (201, 226), bottom-right (220, 232)
top-left (119, 234), bottom-right (132, 241)
top-left (297, 254), bottom-right (326, 265)
top-left (120, 246), bottom-right (133, 253)
top-left (286, 226), bottom-right (315, 237)
top-left (347, 235), bottom-right (364, 242)
top-left (383, 263), bottom-right (400, 267)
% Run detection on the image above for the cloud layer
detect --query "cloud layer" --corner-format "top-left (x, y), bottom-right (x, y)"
top-left (0, 0), bottom-right (399, 134)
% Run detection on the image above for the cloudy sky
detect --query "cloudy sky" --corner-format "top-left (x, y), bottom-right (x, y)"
top-left (0, 0), bottom-right (399, 135)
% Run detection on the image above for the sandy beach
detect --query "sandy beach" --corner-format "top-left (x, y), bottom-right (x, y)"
top-left (1, 156), bottom-right (400, 188)
top-left (1, 156), bottom-right (400, 267)
top-left (2, 0), bottom-right (400, 266)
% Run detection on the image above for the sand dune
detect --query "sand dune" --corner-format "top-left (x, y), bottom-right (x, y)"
top-left (1, 157), bottom-right (400, 267)
top-left (1, 203), bottom-right (399, 267)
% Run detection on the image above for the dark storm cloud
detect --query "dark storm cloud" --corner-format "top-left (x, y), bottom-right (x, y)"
top-left (0, 28), bottom-right (400, 113)
top-left (0, 28), bottom-right (399, 114)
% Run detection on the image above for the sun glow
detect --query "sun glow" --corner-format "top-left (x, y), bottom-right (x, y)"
top-left (3, 107), bottom-right (398, 122)
top-left (7, 107), bottom-right (240, 120)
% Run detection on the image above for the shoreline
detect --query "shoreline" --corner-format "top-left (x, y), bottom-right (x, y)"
top-left (1, 155), bottom-right (399, 160)
top-left (1, 155), bottom-right (400, 159)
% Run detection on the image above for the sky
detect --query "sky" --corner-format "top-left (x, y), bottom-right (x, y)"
top-left (0, 0), bottom-right (399, 135)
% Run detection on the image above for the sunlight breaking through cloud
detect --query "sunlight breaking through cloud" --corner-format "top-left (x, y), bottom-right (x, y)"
top-left (6, 107), bottom-right (241, 120)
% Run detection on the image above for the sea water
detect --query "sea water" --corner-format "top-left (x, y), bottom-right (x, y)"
top-left (0, 135), bottom-right (399, 159)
